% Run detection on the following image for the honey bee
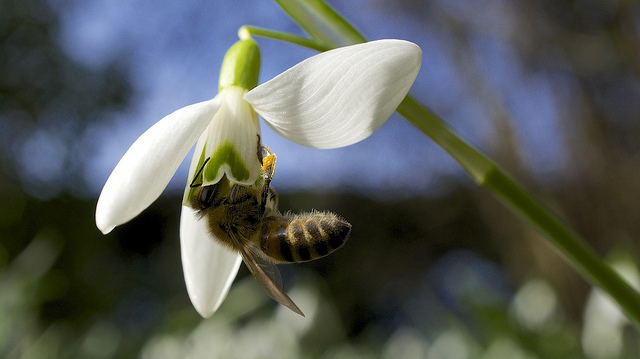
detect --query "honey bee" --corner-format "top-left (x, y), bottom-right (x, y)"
top-left (188, 145), bottom-right (351, 316)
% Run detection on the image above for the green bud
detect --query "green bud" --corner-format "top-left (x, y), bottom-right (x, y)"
top-left (218, 38), bottom-right (261, 91)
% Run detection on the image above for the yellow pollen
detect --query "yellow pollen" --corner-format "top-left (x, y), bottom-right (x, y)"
top-left (261, 149), bottom-right (276, 173)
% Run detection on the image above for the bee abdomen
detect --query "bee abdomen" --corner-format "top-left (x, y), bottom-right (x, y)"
top-left (259, 212), bottom-right (351, 263)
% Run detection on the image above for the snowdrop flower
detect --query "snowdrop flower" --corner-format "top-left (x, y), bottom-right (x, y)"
top-left (96, 37), bottom-right (421, 317)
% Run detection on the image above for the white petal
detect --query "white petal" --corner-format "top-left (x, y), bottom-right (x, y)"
top-left (180, 205), bottom-right (241, 318)
top-left (244, 39), bottom-right (422, 149)
top-left (95, 98), bottom-right (220, 234)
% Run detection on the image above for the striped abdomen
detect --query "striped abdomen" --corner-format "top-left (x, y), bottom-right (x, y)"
top-left (258, 211), bottom-right (351, 263)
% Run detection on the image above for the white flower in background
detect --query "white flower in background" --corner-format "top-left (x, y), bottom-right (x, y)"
top-left (95, 37), bottom-right (421, 317)
top-left (581, 257), bottom-right (639, 358)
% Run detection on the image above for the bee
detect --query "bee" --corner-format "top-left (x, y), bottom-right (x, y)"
top-left (188, 145), bottom-right (351, 316)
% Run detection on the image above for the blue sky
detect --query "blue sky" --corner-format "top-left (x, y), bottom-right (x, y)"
top-left (47, 0), bottom-right (567, 198)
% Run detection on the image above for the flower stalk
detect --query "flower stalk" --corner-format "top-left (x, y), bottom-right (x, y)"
top-left (273, 0), bottom-right (365, 48)
top-left (240, 26), bottom-right (330, 52)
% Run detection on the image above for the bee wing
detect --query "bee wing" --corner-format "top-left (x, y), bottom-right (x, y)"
top-left (228, 230), bottom-right (305, 317)
top-left (180, 206), bottom-right (242, 318)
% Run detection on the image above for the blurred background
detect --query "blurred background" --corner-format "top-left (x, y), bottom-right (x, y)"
top-left (2, 0), bottom-right (640, 357)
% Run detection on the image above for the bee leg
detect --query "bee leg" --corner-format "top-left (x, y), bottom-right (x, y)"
top-left (256, 146), bottom-right (276, 215)
top-left (259, 188), bottom-right (268, 215)
top-left (255, 134), bottom-right (262, 161)
top-left (259, 147), bottom-right (276, 182)
top-left (189, 157), bottom-right (210, 188)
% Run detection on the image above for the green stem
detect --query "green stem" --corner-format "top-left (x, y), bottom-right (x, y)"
top-left (398, 95), bottom-right (640, 326)
top-left (273, 0), bottom-right (365, 48)
top-left (240, 26), bottom-right (330, 52)
top-left (397, 96), bottom-right (493, 182)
